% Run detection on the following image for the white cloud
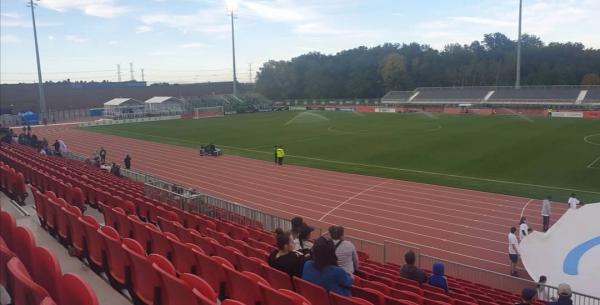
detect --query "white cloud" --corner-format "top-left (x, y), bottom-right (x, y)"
top-left (48, 35), bottom-right (55, 40)
top-left (65, 35), bottom-right (89, 43)
top-left (178, 42), bottom-right (207, 49)
top-left (136, 26), bottom-right (152, 34)
top-left (108, 40), bottom-right (119, 45)
top-left (240, 0), bottom-right (314, 23)
top-left (38, 0), bottom-right (129, 18)
top-left (450, 17), bottom-right (513, 28)
top-left (0, 35), bottom-right (21, 44)
top-left (140, 9), bottom-right (229, 34)
top-left (149, 50), bottom-right (176, 56)
top-left (293, 22), bottom-right (342, 35)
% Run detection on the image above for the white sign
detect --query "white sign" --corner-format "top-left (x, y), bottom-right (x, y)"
top-left (551, 112), bottom-right (583, 118)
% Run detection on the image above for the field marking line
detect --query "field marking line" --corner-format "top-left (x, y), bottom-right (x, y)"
top-left (520, 199), bottom-right (534, 218)
top-left (583, 133), bottom-right (600, 146)
top-left (587, 155), bottom-right (600, 169)
top-left (78, 127), bottom-right (600, 196)
top-left (319, 181), bottom-right (388, 221)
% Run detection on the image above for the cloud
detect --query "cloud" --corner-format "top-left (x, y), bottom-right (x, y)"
top-left (178, 42), bottom-right (207, 49)
top-left (149, 50), bottom-right (176, 56)
top-left (136, 25), bottom-right (152, 34)
top-left (38, 0), bottom-right (129, 18)
top-left (48, 35), bottom-right (55, 40)
top-left (293, 22), bottom-right (342, 35)
top-left (108, 40), bottom-right (119, 45)
top-left (140, 9), bottom-right (229, 34)
top-left (240, 0), bottom-right (314, 23)
top-left (0, 35), bottom-right (21, 44)
top-left (450, 16), bottom-right (513, 28)
top-left (65, 35), bottom-right (89, 43)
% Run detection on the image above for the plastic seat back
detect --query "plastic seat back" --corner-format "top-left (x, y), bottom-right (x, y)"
top-left (192, 250), bottom-right (228, 295)
top-left (0, 211), bottom-right (16, 250)
top-left (351, 286), bottom-right (385, 305)
top-left (114, 208), bottom-right (132, 238)
top-left (64, 206), bottom-right (84, 255)
top-left (80, 215), bottom-right (104, 268)
top-left (279, 289), bottom-right (312, 305)
top-left (153, 263), bottom-right (200, 305)
top-left (13, 226), bottom-right (36, 273)
top-left (223, 266), bottom-right (264, 305)
top-left (7, 257), bottom-right (50, 305)
top-left (166, 234), bottom-right (197, 274)
top-left (122, 239), bottom-right (160, 305)
top-left (59, 273), bottom-right (99, 305)
top-left (56, 205), bottom-right (70, 240)
top-left (423, 299), bottom-right (451, 305)
top-left (264, 266), bottom-right (294, 290)
top-left (293, 277), bottom-right (332, 305)
top-left (260, 284), bottom-right (300, 305)
top-left (129, 215), bottom-right (151, 252)
top-left (390, 289), bottom-right (424, 304)
top-left (423, 291), bottom-right (453, 304)
top-left (32, 247), bottom-right (62, 302)
top-left (98, 226), bottom-right (128, 285)
top-left (237, 253), bottom-right (266, 277)
top-left (191, 232), bottom-right (216, 255)
top-left (0, 243), bottom-right (16, 287)
top-left (330, 293), bottom-right (374, 305)
top-left (147, 224), bottom-right (172, 259)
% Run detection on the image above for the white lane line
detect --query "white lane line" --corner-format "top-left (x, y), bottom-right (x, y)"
top-left (319, 181), bottom-right (388, 221)
top-left (520, 199), bottom-right (534, 218)
top-left (586, 155), bottom-right (600, 169)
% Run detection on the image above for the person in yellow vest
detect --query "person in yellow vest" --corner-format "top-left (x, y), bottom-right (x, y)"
top-left (276, 146), bottom-right (285, 165)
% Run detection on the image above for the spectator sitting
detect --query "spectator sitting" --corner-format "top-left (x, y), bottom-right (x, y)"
top-left (302, 237), bottom-right (352, 296)
top-left (268, 230), bottom-right (307, 277)
top-left (427, 262), bottom-right (449, 292)
top-left (399, 250), bottom-right (427, 284)
top-left (110, 163), bottom-right (121, 177)
top-left (328, 225), bottom-right (358, 275)
top-left (537, 276), bottom-right (551, 302)
top-left (294, 224), bottom-right (314, 254)
top-left (515, 287), bottom-right (537, 305)
top-left (291, 217), bottom-right (304, 239)
top-left (548, 283), bottom-right (573, 305)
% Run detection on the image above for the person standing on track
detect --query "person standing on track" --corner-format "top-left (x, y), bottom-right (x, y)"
top-left (567, 193), bottom-right (580, 210)
top-left (124, 154), bottom-right (131, 170)
top-left (276, 145), bottom-right (285, 165)
top-left (541, 196), bottom-right (551, 232)
top-left (273, 145), bottom-right (278, 164)
top-left (99, 147), bottom-right (107, 164)
top-left (519, 217), bottom-right (529, 241)
top-left (508, 227), bottom-right (520, 276)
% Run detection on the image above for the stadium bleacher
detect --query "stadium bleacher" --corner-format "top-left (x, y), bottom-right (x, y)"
top-left (1, 142), bottom-right (565, 305)
top-left (380, 91), bottom-right (415, 103)
top-left (487, 87), bottom-right (581, 103)
top-left (583, 87), bottom-right (600, 103)
top-left (411, 87), bottom-right (491, 102)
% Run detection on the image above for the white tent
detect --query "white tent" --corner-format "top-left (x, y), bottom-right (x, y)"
top-left (144, 96), bottom-right (184, 114)
top-left (103, 98), bottom-right (144, 117)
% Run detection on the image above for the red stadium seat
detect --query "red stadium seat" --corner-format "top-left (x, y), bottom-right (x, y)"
top-left (330, 293), bottom-right (374, 305)
top-left (192, 251), bottom-right (229, 296)
top-left (0, 211), bottom-right (16, 250)
top-left (260, 283), bottom-right (311, 305)
top-left (59, 273), bottom-right (99, 305)
top-left (166, 234), bottom-right (197, 273)
top-left (362, 280), bottom-right (391, 295)
top-left (223, 265), bottom-right (266, 305)
top-left (80, 215), bottom-right (104, 270)
top-left (423, 291), bottom-right (454, 304)
top-left (40, 297), bottom-right (58, 305)
top-left (56, 205), bottom-right (71, 242)
top-left (32, 247), bottom-right (62, 302)
top-left (64, 205), bottom-right (85, 256)
top-left (114, 207), bottom-right (133, 238)
top-left (264, 265), bottom-right (294, 290)
top-left (98, 225), bottom-right (129, 287)
top-left (13, 226), bottom-right (36, 273)
top-left (0, 242), bottom-right (16, 288)
top-left (423, 299), bottom-right (452, 305)
top-left (237, 253), bottom-right (266, 277)
top-left (213, 243), bottom-right (242, 268)
top-left (384, 297), bottom-right (420, 305)
top-left (128, 214), bottom-right (151, 253)
top-left (147, 224), bottom-right (173, 259)
top-left (191, 232), bottom-right (217, 256)
top-left (7, 257), bottom-right (50, 305)
top-left (180, 273), bottom-right (217, 303)
top-left (122, 238), bottom-right (161, 305)
top-left (389, 290), bottom-right (424, 305)
top-left (279, 289), bottom-right (312, 305)
top-left (351, 286), bottom-right (386, 305)
top-left (293, 276), bottom-right (332, 305)
top-left (222, 300), bottom-right (246, 305)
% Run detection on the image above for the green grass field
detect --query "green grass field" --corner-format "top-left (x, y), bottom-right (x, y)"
top-left (86, 111), bottom-right (600, 203)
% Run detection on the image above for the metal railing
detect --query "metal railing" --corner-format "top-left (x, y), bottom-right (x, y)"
top-left (61, 150), bottom-right (600, 301)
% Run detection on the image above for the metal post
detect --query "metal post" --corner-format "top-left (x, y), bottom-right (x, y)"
top-left (117, 64), bottom-right (122, 82)
top-left (130, 62), bottom-right (134, 81)
top-left (230, 11), bottom-right (238, 96)
top-left (28, 0), bottom-right (46, 115)
top-left (515, 0), bottom-right (522, 89)
top-left (141, 68), bottom-right (145, 82)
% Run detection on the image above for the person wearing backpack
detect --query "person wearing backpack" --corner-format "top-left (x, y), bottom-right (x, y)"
top-left (328, 225), bottom-right (359, 275)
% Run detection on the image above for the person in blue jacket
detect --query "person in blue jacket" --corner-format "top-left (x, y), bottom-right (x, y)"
top-left (427, 262), bottom-right (449, 292)
top-left (302, 237), bottom-right (353, 296)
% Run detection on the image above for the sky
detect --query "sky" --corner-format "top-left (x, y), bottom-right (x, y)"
top-left (1, 0), bottom-right (599, 84)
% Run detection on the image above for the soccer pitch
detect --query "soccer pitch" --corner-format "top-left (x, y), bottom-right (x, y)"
top-left (85, 111), bottom-right (600, 203)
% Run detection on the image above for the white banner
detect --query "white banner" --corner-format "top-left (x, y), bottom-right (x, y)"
top-left (375, 107), bottom-right (397, 113)
top-left (551, 112), bottom-right (583, 118)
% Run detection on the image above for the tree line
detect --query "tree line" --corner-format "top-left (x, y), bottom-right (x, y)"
top-left (255, 33), bottom-right (600, 99)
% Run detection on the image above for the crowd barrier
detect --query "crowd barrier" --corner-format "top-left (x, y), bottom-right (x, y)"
top-left (78, 115), bottom-right (181, 127)
top-left (64, 151), bottom-right (600, 301)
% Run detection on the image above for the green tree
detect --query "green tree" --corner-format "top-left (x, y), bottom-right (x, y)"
top-left (581, 73), bottom-right (600, 85)
top-left (380, 53), bottom-right (407, 90)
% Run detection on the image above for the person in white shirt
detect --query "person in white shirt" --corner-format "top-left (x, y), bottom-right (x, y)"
top-left (508, 227), bottom-right (519, 276)
top-left (519, 217), bottom-right (529, 241)
top-left (567, 193), bottom-right (580, 210)
top-left (328, 225), bottom-right (359, 274)
top-left (541, 196), bottom-right (551, 232)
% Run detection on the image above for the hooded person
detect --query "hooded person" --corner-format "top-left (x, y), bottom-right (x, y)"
top-left (548, 283), bottom-right (573, 305)
top-left (427, 262), bottom-right (449, 292)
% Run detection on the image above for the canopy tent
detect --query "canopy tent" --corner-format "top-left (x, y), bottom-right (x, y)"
top-left (103, 98), bottom-right (144, 117)
top-left (144, 96), bottom-right (184, 114)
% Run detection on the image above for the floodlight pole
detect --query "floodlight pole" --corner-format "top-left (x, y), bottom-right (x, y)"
top-left (230, 11), bottom-right (238, 96)
top-left (515, 0), bottom-right (522, 89)
top-left (28, 0), bottom-right (47, 115)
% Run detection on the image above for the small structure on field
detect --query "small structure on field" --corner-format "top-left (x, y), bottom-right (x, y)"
top-left (144, 96), bottom-right (184, 115)
top-left (103, 98), bottom-right (144, 118)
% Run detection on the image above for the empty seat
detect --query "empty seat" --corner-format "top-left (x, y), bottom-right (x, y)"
top-left (166, 234), bottom-right (197, 274)
top-left (99, 225), bottom-right (129, 287)
top-left (191, 248), bottom-right (228, 295)
top-left (330, 292), bottom-right (374, 305)
top-left (32, 246), bottom-right (62, 302)
top-left (223, 265), bottom-right (267, 305)
top-left (351, 286), bottom-right (386, 305)
top-left (122, 238), bottom-right (161, 305)
top-left (59, 273), bottom-right (99, 305)
top-left (293, 276), bottom-right (332, 305)
top-left (147, 224), bottom-right (173, 259)
top-left (129, 215), bottom-right (151, 253)
top-left (13, 226), bottom-right (36, 273)
top-left (0, 242), bottom-right (16, 288)
top-left (7, 257), bottom-right (50, 305)
top-left (260, 283), bottom-right (311, 305)
top-left (114, 208), bottom-right (132, 238)
top-left (80, 215), bottom-right (104, 270)
top-left (64, 205), bottom-right (85, 257)
top-left (264, 265), bottom-right (294, 290)
top-left (0, 211), bottom-right (16, 250)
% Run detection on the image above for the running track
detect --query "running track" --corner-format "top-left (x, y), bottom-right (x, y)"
top-left (34, 124), bottom-right (569, 274)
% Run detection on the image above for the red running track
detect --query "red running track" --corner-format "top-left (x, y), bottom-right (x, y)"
top-left (35, 124), bottom-right (569, 274)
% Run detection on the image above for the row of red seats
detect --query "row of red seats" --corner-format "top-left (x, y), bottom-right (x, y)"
top-left (0, 210), bottom-right (98, 305)
top-left (0, 161), bottom-right (27, 203)
top-left (2, 143), bottom-right (534, 305)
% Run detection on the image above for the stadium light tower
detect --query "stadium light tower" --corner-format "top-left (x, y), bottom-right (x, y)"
top-left (27, 0), bottom-right (47, 115)
top-left (226, 0), bottom-right (239, 96)
top-left (515, 0), bottom-right (523, 89)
